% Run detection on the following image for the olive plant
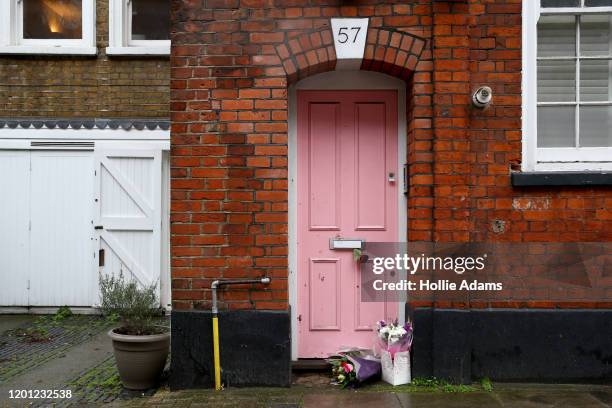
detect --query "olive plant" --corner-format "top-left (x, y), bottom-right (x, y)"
top-left (98, 273), bottom-right (163, 335)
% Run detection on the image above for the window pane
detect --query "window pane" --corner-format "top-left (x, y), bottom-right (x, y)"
top-left (580, 60), bottom-right (612, 101)
top-left (538, 60), bottom-right (576, 102)
top-left (538, 106), bottom-right (576, 147)
top-left (131, 0), bottom-right (170, 41)
top-left (23, 0), bottom-right (82, 39)
top-left (585, 0), bottom-right (612, 6)
top-left (538, 16), bottom-right (576, 57)
top-left (580, 106), bottom-right (612, 147)
top-left (580, 15), bottom-right (612, 56)
top-left (541, 0), bottom-right (580, 6)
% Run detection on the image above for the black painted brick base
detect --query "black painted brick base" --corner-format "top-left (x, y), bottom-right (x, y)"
top-left (411, 308), bottom-right (612, 383)
top-left (169, 309), bottom-right (291, 389)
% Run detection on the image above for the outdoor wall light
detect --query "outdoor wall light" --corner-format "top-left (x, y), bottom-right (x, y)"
top-left (472, 86), bottom-right (493, 108)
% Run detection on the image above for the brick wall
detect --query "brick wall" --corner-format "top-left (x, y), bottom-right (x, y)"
top-left (170, 0), bottom-right (612, 311)
top-left (0, 0), bottom-right (169, 118)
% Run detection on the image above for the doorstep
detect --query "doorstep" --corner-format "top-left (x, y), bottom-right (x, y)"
top-left (292, 359), bottom-right (330, 371)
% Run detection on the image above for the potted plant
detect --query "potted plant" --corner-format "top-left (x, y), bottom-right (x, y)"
top-left (99, 273), bottom-right (169, 390)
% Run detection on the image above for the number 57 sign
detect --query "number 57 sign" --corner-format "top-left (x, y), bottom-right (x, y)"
top-left (331, 18), bottom-right (369, 70)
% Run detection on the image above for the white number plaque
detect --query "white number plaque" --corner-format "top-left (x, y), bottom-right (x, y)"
top-left (331, 18), bottom-right (369, 70)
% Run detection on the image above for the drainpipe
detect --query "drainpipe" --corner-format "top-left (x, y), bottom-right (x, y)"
top-left (211, 277), bottom-right (271, 390)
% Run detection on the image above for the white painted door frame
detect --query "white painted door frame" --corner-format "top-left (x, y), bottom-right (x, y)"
top-left (288, 71), bottom-right (408, 360)
top-left (0, 129), bottom-right (171, 311)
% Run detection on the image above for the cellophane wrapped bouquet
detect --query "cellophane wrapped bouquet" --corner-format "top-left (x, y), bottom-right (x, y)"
top-left (376, 319), bottom-right (413, 359)
top-left (326, 348), bottom-right (381, 388)
top-left (376, 319), bottom-right (413, 385)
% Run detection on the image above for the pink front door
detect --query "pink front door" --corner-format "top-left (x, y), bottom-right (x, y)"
top-left (297, 90), bottom-right (399, 358)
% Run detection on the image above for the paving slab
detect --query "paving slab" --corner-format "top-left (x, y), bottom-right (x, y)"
top-left (494, 389), bottom-right (608, 408)
top-left (304, 392), bottom-right (402, 408)
top-left (396, 392), bottom-right (503, 408)
top-left (590, 389), bottom-right (612, 405)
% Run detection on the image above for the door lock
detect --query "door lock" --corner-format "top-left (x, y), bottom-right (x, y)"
top-left (388, 172), bottom-right (396, 183)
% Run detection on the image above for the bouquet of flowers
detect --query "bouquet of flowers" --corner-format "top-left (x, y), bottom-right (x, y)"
top-left (376, 319), bottom-right (413, 359)
top-left (328, 356), bottom-right (358, 387)
top-left (326, 348), bottom-right (381, 388)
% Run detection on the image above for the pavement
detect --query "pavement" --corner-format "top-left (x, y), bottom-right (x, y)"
top-left (1, 314), bottom-right (611, 407)
top-left (117, 383), bottom-right (612, 408)
top-left (0, 314), bottom-right (120, 407)
top-left (0, 329), bottom-right (113, 404)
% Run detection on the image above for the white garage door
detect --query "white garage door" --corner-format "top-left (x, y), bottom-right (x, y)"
top-left (0, 151), bottom-right (93, 306)
top-left (0, 148), bottom-right (165, 308)
top-left (29, 151), bottom-right (94, 306)
top-left (94, 149), bottom-right (162, 294)
top-left (0, 151), bottom-right (31, 306)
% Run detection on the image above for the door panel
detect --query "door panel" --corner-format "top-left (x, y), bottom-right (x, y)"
top-left (297, 90), bottom-right (398, 358)
top-left (308, 102), bottom-right (341, 230)
top-left (356, 103), bottom-right (387, 230)
top-left (29, 151), bottom-right (94, 306)
top-left (95, 149), bottom-right (162, 296)
top-left (0, 152), bottom-right (31, 306)
top-left (309, 258), bottom-right (341, 331)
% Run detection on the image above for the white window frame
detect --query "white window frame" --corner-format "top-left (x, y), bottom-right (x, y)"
top-left (523, 0), bottom-right (612, 172)
top-left (0, 0), bottom-right (96, 55)
top-left (106, 0), bottom-right (170, 56)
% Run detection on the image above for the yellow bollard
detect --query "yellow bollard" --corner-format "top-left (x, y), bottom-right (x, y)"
top-left (212, 315), bottom-right (221, 390)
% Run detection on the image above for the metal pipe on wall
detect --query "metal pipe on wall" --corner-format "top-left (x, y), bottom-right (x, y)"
top-left (210, 277), bottom-right (271, 390)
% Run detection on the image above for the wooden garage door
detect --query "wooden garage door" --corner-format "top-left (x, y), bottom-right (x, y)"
top-left (94, 149), bottom-right (162, 297)
top-left (0, 151), bottom-right (31, 306)
top-left (29, 151), bottom-right (94, 306)
top-left (0, 148), bottom-right (164, 307)
top-left (0, 151), bottom-right (94, 307)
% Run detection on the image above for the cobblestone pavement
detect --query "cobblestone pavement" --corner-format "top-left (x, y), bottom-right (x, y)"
top-left (0, 315), bottom-right (110, 383)
top-left (0, 315), bottom-right (170, 407)
top-left (32, 355), bottom-right (158, 407)
top-left (114, 383), bottom-right (612, 408)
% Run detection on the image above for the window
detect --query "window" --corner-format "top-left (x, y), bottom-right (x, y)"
top-left (107, 0), bottom-right (170, 55)
top-left (0, 0), bottom-right (96, 55)
top-left (524, 0), bottom-right (612, 171)
top-left (24, 0), bottom-right (83, 39)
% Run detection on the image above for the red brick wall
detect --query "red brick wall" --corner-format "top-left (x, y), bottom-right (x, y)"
top-left (170, 0), bottom-right (612, 311)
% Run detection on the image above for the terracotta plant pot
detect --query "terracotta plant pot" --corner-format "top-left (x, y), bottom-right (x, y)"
top-left (108, 329), bottom-right (170, 390)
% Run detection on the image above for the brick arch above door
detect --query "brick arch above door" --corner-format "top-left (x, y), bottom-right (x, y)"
top-left (275, 26), bottom-right (427, 84)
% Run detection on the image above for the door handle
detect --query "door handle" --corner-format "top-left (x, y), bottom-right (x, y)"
top-left (94, 225), bottom-right (103, 230)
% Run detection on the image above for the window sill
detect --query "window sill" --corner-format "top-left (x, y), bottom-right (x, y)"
top-left (511, 171), bottom-right (612, 187)
top-left (106, 46), bottom-right (170, 56)
top-left (0, 45), bottom-right (97, 56)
